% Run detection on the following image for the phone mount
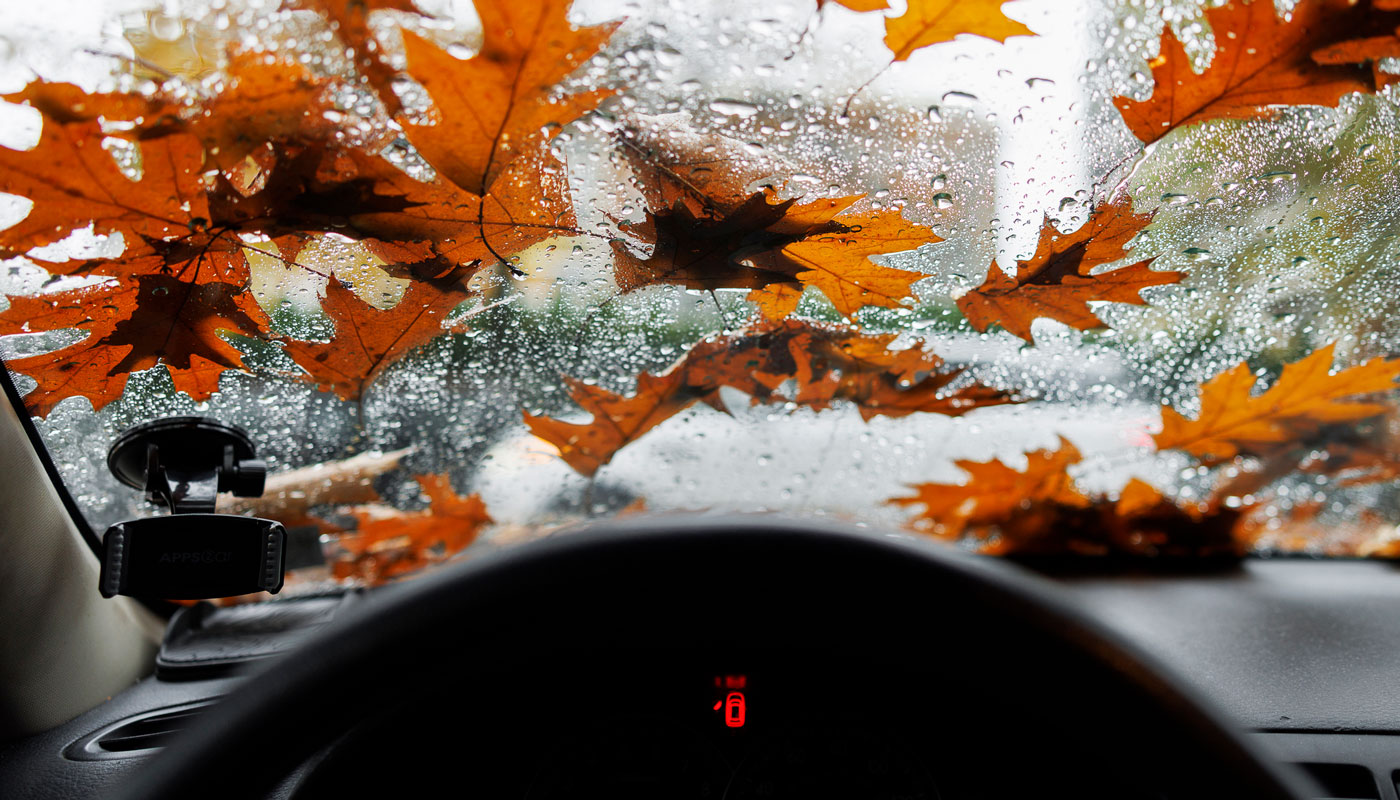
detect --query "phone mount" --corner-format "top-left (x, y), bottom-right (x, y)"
top-left (99, 417), bottom-right (286, 600)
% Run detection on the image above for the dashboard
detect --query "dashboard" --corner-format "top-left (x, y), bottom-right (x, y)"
top-left (290, 655), bottom-right (1147, 799)
top-left (4, 526), bottom-right (1400, 800)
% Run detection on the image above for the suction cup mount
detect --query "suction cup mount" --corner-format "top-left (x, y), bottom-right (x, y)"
top-left (99, 417), bottom-right (284, 600)
top-left (107, 416), bottom-right (267, 514)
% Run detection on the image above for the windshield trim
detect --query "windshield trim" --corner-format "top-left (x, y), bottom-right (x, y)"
top-left (0, 360), bottom-right (100, 555)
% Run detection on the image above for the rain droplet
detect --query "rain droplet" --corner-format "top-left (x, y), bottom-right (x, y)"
top-left (149, 13), bottom-right (183, 42)
top-left (708, 99), bottom-right (759, 117)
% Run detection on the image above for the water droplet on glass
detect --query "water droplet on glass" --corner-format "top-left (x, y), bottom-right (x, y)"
top-left (149, 13), bottom-right (183, 41)
top-left (708, 99), bottom-right (759, 117)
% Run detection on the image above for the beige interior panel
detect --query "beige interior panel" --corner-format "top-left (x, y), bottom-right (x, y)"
top-left (0, 396), bottom-right (160, 740)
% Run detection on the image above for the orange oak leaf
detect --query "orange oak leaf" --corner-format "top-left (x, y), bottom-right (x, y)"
top-left (615, 115), bottom-right (792, 221)
top-left (1214, 416), bottom-right (1400, 501)
top-left (1300, 408), bottom-right (1400, 488)
top-left (321, 146), bottom-right (577, 279)
top-left (524, 319), bottom-right (1017, 476)
top-left (0, 95), bottom-right (297, 414)
top-left (329, 473), bottom-right (492, 584)
top-left (523, 371), bottom-right (694, 478)
top-left (279, 276), bottom-right (472, 399)
top-left (2, 81), bottom-right (169, 126)
top-left (291, 0), bottom-right (425, 115)
top-left (1114, 0), bottom-right (1393, 146)
top-left (614, 190), bottom-right (938, 317)
top-left (0, 273), bottom-right (268, 416)
top-left (956, 197), bottom-right (1179, 343)
top-left (397, 1), bottom-right (619, 197)
top-left (0, 121), bottom-right (208, 255)
top-left (19, 59), bottom-right (339, 186)
top-left (891, 446), bottom-right (1246, 556)
top-left (190, 54), bottom-right (339, 174)
top-left (610, 120), bottom-right (935, 316)
top-left (820, 0), bottom-right (890, 10)
top-left (883, 0), bottom-right (1034, 62)
top-left (0, 63), bottom-right (586, 416)
top-left (890, 438), bottom-right (1089, 537)
top-left (1154, 344), bottom-right (1400, 463)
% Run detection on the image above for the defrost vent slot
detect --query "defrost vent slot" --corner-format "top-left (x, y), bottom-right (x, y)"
top-left (66, 700), bottom-right (217, 761)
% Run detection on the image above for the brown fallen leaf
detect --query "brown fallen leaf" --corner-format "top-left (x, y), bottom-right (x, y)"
top-left (1115, 0), bottom-right (1393, 146)
top-left (614, 114), bottom-right (790, 221)
top-left (1, 0), bottom-right (628, 416)
top-left (1210, 402), bottom-right (1400, 501)
top-left (609, 117), bottom-right (936, 317)
top-left (0, 120), bottom-right (208, 256)
top-left (890, 438), bottom-right (1089, 537)
top-left (615, 189), bottom-right (938, 317)
top-left (883, 0), bottom-right (1034, 61)
top-left (956, 197), bottom-right (1180, 343)
top-left (820, 0), bottom-right (890, 10)
top-left (0, 274), bottom-right (268, 416)
top-left (273, 145), bottom-right (574, 282)
top-left (0, 94), bottom-right (313, 413)
top-left (891, 443), bottom-right (1245, 556)
top-left (189, 54), bottom-right (341, 175)
top-left (524, 319), bottom-right (1018, 476)
top-left (328, 473), bottom-right (492, 584)
top-left (397, 1), bottom-right (619, 197)
top-left (291, 0), bottom-right (426, 116)
top-left (1155, 343), bottom-right (1400, 463)
top-left (1311, 29), bottom-right (1400, 91)
top-left (279, 276), bottom-right (472, 400)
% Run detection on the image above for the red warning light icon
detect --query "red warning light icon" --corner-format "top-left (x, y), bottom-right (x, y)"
top-left (722, 691), bottom-right (745, 728)
top-left (711, 675), bottom-right (748, 728)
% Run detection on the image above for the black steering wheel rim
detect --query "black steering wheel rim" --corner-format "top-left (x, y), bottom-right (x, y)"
top-left (114, 516), bottom-right (1312, 800)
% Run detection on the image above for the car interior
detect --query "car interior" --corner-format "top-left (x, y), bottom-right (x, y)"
top-left (2, 0), bottom-right (1400, 798)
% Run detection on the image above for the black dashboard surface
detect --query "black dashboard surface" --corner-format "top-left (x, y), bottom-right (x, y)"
top-left (1063, 559), bottom-right (1400, 733)
top-left (5, 557), bottom-right (1400, 799)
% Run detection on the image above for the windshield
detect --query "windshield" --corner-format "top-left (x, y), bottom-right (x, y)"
top-left (2, 0), bottom-right (1399, 589)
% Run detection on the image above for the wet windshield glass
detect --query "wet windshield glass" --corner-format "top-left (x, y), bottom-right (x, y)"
top-left (2, 0), bottom-right (1399, 588)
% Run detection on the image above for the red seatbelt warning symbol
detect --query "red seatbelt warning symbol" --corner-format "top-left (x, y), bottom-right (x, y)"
top-left (715, 691), bottom-right (745, 728)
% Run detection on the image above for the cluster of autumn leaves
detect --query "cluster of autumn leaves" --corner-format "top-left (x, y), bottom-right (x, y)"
top-left (2, 0), bottom-right (1400, 580)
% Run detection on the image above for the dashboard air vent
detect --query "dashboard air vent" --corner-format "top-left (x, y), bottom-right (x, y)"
top-left (1294, 762), bottom-right (1379, 800)
top-left (66, 701), bottom-right (216, 761)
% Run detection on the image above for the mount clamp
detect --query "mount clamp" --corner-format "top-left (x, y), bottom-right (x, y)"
top-left (100, 417), bottom-right (285, 600)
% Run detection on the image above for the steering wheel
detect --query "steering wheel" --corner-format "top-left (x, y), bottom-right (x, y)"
top-left (113, 517), bottom-right (1311, 800)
